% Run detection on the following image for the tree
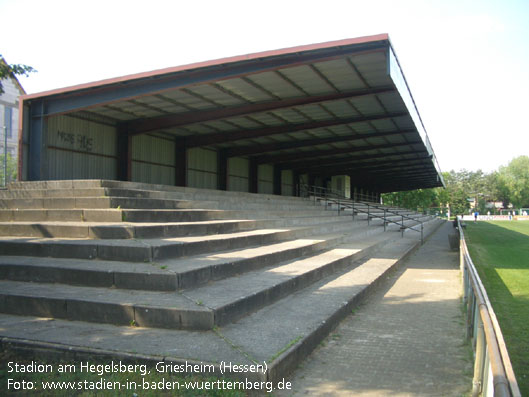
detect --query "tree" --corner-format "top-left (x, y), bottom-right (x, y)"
top-left (498, 156), bottom-right (529, 208)
top-left (0, 153), bottom-right (17, 186)
top-left (0, 56), bottom-right (36, 94)
top-left (382, 188), bottom-right (442, 211)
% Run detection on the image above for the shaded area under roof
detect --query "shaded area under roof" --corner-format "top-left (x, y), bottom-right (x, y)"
top-left (21, 34), bottom-right (444, 192)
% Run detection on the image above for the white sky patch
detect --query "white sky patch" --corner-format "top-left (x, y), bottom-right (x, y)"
top-left (1, 0), bottom-right (528, 173)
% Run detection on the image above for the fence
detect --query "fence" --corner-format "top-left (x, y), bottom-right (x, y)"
top-left (458, 219), bottom-right (521, 396)
top-left (299, 184), bottom-right (426, 243)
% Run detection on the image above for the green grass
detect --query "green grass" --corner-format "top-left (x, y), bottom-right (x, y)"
top-left (464, 221), bottom-right (529, 395)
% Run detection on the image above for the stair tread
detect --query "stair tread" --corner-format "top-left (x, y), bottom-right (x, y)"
top-left (0, 237), bottom-right (418, 365)
top-left (183, 234), bottom-right (391, 309)
top-left (0, 313), bottom-right (249, 365)
top-left (219, 238), bottom-right (418, 362)
top-left (0, 228), bottom-right (380, 286)
top-left (0, 280), bottom-right (204, 311)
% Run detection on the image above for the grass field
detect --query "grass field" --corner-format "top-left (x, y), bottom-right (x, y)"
top-left (464, 221), bottom-right (529, 395)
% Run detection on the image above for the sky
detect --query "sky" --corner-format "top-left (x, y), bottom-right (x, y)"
top-left (1, 0), bottom-right (528, 174)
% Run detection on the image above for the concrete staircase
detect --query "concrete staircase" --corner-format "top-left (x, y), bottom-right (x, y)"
top-left (0, 180), bottom-right (444, 383)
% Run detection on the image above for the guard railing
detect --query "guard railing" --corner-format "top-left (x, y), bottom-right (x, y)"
top-left (458, 218), bottom-right (521, 397)
top-left (299, 184), bottom-right (425, 244)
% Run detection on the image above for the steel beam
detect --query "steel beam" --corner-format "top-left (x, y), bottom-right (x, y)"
top-left (26, 43), bottom-right (387, 117)
top-left (185, 112), bottom-right (408, 148)
top-left (255, 141), bottom-right (422, 165)
top-left (224, 129), bottom-right (415, 158)
top-left (123, 86), bottom-right (395, 135)
top-left (286, 153), bottom-right (432, 173)
top-left (279, 150), bottom-right (420, 170)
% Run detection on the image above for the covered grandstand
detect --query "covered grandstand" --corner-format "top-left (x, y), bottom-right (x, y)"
top-left (18, 34), bottom-right (443, 197)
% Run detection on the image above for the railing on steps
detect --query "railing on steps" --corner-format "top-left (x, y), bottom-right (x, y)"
top-left (298, 184), bottom-right (425, 244)
top-left (458, 218), bottom-right (521, 397)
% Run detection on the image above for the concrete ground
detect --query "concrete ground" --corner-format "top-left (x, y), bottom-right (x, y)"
top-left (278, 222), bottom-right (472, 397)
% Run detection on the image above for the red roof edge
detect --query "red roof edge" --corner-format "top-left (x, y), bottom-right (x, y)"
top-left (21, 34), bottom-right (389, 101)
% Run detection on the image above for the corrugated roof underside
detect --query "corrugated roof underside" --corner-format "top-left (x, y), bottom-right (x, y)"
top-left (64, 45), bottom-right (440, 191)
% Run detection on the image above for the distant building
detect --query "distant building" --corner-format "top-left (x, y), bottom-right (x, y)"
top-left (1, 57), bottom-right (26, 183)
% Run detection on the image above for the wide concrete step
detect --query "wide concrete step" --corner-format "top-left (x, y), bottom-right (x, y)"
top-left (0, 228), bottom-right (300, 262)
top-left (0, 216), bottom-right (360, 261)
top-left (0, 187), bottom-right (106, 199)
top-left (0, 207), bottom-right (333, 223)
top-left (0, 233), bottom-right (430, 384)
top-left (0, 213), bottom-right (350, 239)
top-left (0, 195), bottom-right (325, 213)
top-left (0, 208), bottom-right (122, 222)
top-left (0, 280), bottom-right (212, 330)
top-left (182, 235), bottom-right (392, 326)
top-left (0, 219), bottom-right (259, 239)
top-left (218, 237), bottom-right (421, 380)
top-left (0, 224), bottom-right (383, 291)
top-left (5, 180), bottom-right (315, 209)
top-left (0, 234), bottom-right (394, 330)
top-left (0, 196), bottom-right (215, 210)
top-left (0, 213), bottom-right (351, 239)
top-left (122, 208), bottom-right (336, 223)
top-left (7, 180), bottom-right (103, 190)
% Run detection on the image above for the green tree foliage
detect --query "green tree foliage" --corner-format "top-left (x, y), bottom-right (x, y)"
top-left (382, 188), bottom-right (440, 211)
top-left (0, 153), bottom-right (17, 186)
top-left (498, 156), bottom-right (529, 208)
top-left (382, 156), bottom-right (529, 215)
top-left (0, 56), bottom-right (36, 94)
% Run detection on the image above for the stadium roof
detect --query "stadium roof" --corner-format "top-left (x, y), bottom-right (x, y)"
top-left (21, 34), bottom-right (444, 192)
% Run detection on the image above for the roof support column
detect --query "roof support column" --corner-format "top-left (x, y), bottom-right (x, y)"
top-left (293, 170), bottom-right (300, 196)
top-left (273, 165), bottom-right (281, 195)
top-left (175, 139), bottom-right (187, 187)
top-left (217, 150), bottom-right (227, 191)
top-left (308, 174), bottom-right (315, 189)
top-left (117, 129), bottom-right (131, 181)
top-left (28, 101), bottom-right (48, 181)
top-left (249, 159), bottom-right (258, 193)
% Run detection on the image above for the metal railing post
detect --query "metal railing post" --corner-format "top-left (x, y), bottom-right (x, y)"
top-left (383, 208), bottom-right (387, 231)
top-left (367, 204), bottom-right (370, 225)
top-left (352, 200), bottom-right (355, 221)
top-left (401, 215), bottom-right (404, 237)
top-left (472, 318), bottom-right (486, 396)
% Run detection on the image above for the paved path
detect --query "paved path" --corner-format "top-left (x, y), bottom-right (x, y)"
top-left (278, 222), bottom-right (472, 396)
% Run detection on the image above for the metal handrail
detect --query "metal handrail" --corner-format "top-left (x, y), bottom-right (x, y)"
top-left (458, 218), bottom-right (521, 397)
top-left (300, 184), bottom-right (426, 243)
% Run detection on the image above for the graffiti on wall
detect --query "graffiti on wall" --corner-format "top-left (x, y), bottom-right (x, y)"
top-left (57, 131), bottom-right (93, 152)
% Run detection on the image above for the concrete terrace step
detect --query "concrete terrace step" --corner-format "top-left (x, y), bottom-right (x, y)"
top-left (219, 237), bottom-right (422, 380)
top-left (182, 235), bottom-right (393, 326)
top-left (6, 179), bottom-right (316, 207)
top-left (0, 189), bottom-right (320, 212)
top-left (0, 207), bottom-right (338, 223)
top-left (0, 196), bottom-right (216, 210)
top-left (122, 208), bottom-right (341, 223)
top-left (0, 219), bottom-right (261, 239)
top-left (0, 215), bottom-right (361, 261)
top-left (0, 228), bottom-right (301, 262)
top-left (0, 225), bottom-right (384, 291)
top-left (0, 280), bottom-right (212, 330)
top-left (0, 208), bottom-right (122, 222)
top-left (0, 234), bottom-right (396, 331)
top-left (0, 213), bottom-right (353, 239)
top-left (0, 232), bottom-right (432, 383)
